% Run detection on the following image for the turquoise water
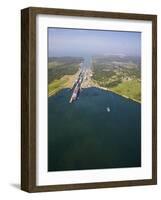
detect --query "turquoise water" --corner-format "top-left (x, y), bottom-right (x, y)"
top-left (48, 87), bottom-right (141, 171)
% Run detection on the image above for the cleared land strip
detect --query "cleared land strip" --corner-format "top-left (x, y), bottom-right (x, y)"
top-left (48, 70), bottom-right (80, 97)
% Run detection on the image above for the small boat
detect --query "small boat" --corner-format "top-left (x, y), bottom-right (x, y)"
top-left (106, 107), bottom-right (110, 112)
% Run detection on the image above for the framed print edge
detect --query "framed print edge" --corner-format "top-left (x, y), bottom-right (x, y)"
top-left (152, 14), bottom-right (157, 185)
top-left (21, 8), bottom-right (37, 192)
top-left (21, 7), bottom-right (157, 193)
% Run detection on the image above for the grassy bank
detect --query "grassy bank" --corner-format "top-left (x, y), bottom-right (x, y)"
top-left (48, 73), bottom-right (78, 97)
top-left (48, 76), bottom-right (68, 96)
top-left (92, 55), bottom-right (141, 103)
top-left (48, 57), bottom-right (82, 96)
top-left (92, 79), bottom-right (141, 103)
top-left (110, 80), bottom-right (141, 103)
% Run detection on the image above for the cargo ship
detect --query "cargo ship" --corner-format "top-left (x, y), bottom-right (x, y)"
top-left (69, 71), bottom-right (84, 103)
top-left (69, 84), bottom-right (79, 103)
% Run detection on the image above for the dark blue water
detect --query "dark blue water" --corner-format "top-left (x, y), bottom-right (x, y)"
top-left (48, 87), bottom-right (141, 171)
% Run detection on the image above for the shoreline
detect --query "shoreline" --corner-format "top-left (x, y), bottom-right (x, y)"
top-left (85, 79), bottom-right (141, 104)
top-left (48, 86), bottom-right (66, 97)
top-left (96, 85), bottom-right (141, 104)
top-left (49, 83), bottom-right (141, 104)
top-left (90, 79), bottom-right (141, 104)
top-left (48, 71), bottom-right (141, 104)
top-left (48, 70), bottom-right (80, 97)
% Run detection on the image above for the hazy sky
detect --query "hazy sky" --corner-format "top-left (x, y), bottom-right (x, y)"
top-left (48, 28), bottom-right (141, 57)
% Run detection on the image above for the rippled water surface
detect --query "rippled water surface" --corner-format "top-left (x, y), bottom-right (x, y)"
top-left (48, 87), bottom-right (141, 171)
